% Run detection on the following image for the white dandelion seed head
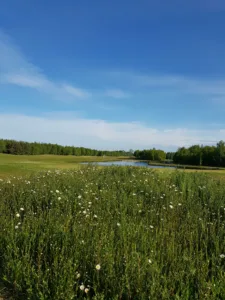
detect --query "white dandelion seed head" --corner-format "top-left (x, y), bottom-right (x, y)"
top-left (96, 264), bottom-right (101, 270)
top-left (80, 284), bottom-right (85, 290)
top-left (16, 213), bottom-right (20, 218)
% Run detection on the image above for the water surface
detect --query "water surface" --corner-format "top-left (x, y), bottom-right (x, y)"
top-left (83, 161), bottom-right (175, 169)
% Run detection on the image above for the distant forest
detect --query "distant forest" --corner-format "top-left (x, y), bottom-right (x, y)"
top-left (1, 138), bottom-right (225, 167)
top-left (133, 141), bottom-right (225, 167)
top-left (0, 139), bottom-right (131, 157)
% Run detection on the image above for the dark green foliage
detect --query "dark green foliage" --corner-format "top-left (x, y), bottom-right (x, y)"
top-left (0, 139), bottom-right (130, 157)
top-left (173, 141), bottom-right (225, 167)
top-left (134, 148), bottom-right (166, 161)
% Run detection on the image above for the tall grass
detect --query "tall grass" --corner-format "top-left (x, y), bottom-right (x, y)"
top-left (0, 167), bottom-right (225, 299)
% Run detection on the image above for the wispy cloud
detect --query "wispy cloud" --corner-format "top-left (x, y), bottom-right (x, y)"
top-left (108, 71), bottom-right (225, 99)
top-left (0, 113), bottom-right (223, 150)
top-left (104, 89), bottom-right (130, 99)
top-left (0, 30), bottom-right (90, 101)
top-left (62, 84), bottom-right (91, 98)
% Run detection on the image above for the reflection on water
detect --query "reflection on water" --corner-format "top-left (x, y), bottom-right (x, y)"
top-left (82, 161), bottom-right (175, 169)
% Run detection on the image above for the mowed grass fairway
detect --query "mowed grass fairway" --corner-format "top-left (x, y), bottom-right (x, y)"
top-left (0, 154), bottom-right (130, 178)
top-left (1, 165), bottom-right (225, 299)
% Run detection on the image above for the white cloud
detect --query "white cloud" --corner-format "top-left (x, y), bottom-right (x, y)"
top-left (108, 71), bottom-right (225, 98)
top-left (0, 113), bottom-right (223, 151)
top-left (104, 89), bottom-right (130, 99)
top-left (3, 73), bottom-right (46, 88)
top-left (62, 84), bottom-right (91, 98)
top-left (0, 30), bottom-right (90, 100)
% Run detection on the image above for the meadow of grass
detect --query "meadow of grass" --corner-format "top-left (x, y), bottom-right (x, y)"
top-left (0, 154), bottom-right (130, 178)
top-left (1, 166), bottom-right (225, 299)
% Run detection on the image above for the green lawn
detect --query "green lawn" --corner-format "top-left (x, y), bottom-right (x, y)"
top-left (0, 154), bottom-right (131, 178)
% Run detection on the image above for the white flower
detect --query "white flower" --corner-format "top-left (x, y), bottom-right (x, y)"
top-left (148, 259), bottom-right (152, 264)
top-left (117, 223), bottom-right (121, 227)
top-left (56, 190), bottom-right (59, 193)
top-left (16, 213), bottom-right (20, 218)
top-left (80, 284), bottom-right (85, 290)
top-left (20, 207), bottom-right (24, 211)
top-left (150, 225), bottom-right (154, 229)
top-left (15, 225), bottom-right (19, 229)
top-left (58, 197), bottom-right (61, 200)
top-left (76, 273), bottom-right (81, 279)
top-left (220, 254), bottom-right (225, 258)
top-left (169, 205), bottom-right (174, 209)
top-left (78, 195), bottom-right (82, 199)
top-left (84, 288), bottom-right (89, 293)
top-left (178, 203), bottom-right (182, 206)
top-left (96, 264), bottom-right (101, 270)
top-left (94, 214), bottom-right (98, 218)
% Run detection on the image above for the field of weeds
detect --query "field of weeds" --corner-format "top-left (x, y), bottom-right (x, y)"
top-left (1, 166), bottom-right (225, 299)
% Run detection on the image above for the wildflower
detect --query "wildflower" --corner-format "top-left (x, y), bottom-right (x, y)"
top-left (58, 197), bottom-right (61, 200)
top-left (56, 190), bottom-right (59, 193)
top-left (117, 223), bottom-right (121, 226)
top-left (94, 214), bottom-right (98, 218)
top-left (76, 273), bottom-right (81, 279)
top-left (178, 203), bottom-right (182, 206)
top-left (150, 225), bottom-right (154, 229)
top-left (96, 264), bottom-right (101, 270)
top-left (15, 225), bottom-right (19, 229)
top-left (85, 288), bottom-right (89, 293)
top-left (78, 195), bottom-right (82, 199)
top-left (80, 284), bottom-right (85, 290)
top-left (20, 207), bottom-right (24, 211)
top-left (148, 259), bottom-right (152, 264)
top-left (169, 205), bottom-right (174, 209)
top-left (219, 254), bottom-right (225, 258)
top-left (16, 213), bottom-right (20, 218)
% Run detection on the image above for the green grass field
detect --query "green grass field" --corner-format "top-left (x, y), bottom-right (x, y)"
top-left (1, 167), bottom-right (225, 299)
top-left (1, 154), bottom-right (225, 299)
top-left (0, 154), bottom-right (131, 178)
top-left (1, 154), bottom-right (225, 180)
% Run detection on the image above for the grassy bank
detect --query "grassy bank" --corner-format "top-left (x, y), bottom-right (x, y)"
top-left (148, 161), bottom-right (224, 170)
top-left (1, 167), bottom-right (225, 299)
top-left (0, 154), bottom-right (132, 178)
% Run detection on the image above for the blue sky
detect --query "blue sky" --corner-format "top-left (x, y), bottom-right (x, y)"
top-left (1, 0), bottom-right (225, 150)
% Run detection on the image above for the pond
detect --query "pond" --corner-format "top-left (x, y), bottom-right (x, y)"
top-left (82, 161), bottom-right (175, 169)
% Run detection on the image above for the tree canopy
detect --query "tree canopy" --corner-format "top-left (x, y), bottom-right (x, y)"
top-left (0, 139), bottom-right (130, 157)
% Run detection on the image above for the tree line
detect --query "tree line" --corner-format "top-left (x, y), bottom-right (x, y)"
top-left (1, 138), bottom-right (225, 167)
top-left (134, 141), bottom-right (225, 167)
top-left (134, 149), bottom-right (166, 161)
top-left (173, 141), bottom-right (225, 167)
top-left (0, 139), bottom-right (131, 157)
